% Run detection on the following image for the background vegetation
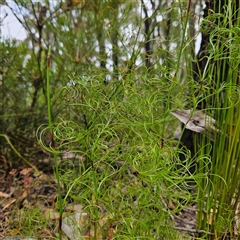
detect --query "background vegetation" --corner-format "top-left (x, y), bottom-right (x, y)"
top-left (0, 0), bottom-right (239, 239)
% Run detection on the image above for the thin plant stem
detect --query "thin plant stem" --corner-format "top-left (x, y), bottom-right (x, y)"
top-left (47, 46), bottom-right (63, 239)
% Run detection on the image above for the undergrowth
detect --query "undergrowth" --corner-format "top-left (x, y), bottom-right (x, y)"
top-left (3, 1), bottom-right (238, 239)
top-left (194, 5), bottom-right (240, 239)
top-left (36, 60), bottom-right (203, 239)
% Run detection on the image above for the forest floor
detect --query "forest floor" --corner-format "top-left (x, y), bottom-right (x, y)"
top-left (0, 149), bottom-right (198, 240)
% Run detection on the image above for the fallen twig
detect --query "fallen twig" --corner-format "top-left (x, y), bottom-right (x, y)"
top-left (0, 134), bottom-right (40, 175)
top-left (170, 225), bottom-right (214, 235)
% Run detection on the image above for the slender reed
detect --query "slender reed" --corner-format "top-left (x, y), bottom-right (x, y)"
top-left (46, 46), bottom-right (63, 239)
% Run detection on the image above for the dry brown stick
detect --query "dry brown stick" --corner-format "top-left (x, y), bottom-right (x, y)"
top-left (169, 225), bottom-right (214, 235)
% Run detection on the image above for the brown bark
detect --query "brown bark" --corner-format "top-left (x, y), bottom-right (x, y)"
top-left (141, 0), bottom-right (152, 69)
